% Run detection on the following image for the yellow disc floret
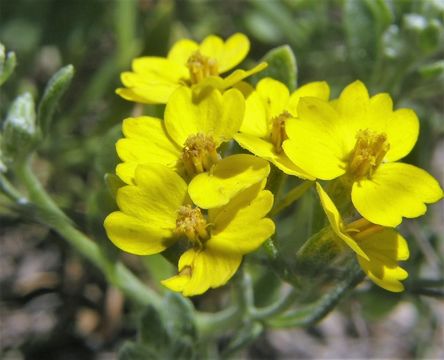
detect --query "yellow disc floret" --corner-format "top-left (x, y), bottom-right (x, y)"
top-left (182, 133), bottom-right (220, 177)
top-left (348, 129), bottom-right (390, 179)
top-left (175, 205), bottom-right (209, 248)
top-left (270, 111), bottom-right (291, 154)
top-left (187, 51), bottom-right (219, 84)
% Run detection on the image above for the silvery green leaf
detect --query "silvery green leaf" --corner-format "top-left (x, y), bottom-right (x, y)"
top-left (37, 64), bottom-right (74, 135)
top-left (249, 45), bottom-right (297, 91)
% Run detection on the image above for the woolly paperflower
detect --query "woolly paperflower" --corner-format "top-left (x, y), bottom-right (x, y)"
top-left (104, 164), bottom-right (274, 296)
top-left (116, 33), bottom-right (266, 104)
top-left (316, 183), bottom-right (409, 292)
top-left (234, 78), bottom-right (329, 178)
top-left (284, 81), bottom-right (443, 227)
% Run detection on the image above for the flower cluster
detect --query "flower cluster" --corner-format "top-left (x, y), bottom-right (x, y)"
top-left (105, 33), bottom-right (443, 296)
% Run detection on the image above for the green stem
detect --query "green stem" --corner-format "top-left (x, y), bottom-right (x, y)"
top-left (196, 306), bottom-right (242, 338)
top-left (268, 261), bottom-right (364, 328)
top-left (251, 287), bottom-right (299, 320)
top-left (270, 180), bottom-right (313, 216)
top-left (0, 173), bottom-right (25, 203)
top-left (236, 269), bottom-right (255, 316)
top-left (47, 217), bottom-right (162, 308)
top-left (15, 157), bottom-right (70, 222)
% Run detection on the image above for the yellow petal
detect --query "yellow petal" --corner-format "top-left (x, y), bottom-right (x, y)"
top-left (165, 87), bottom-right (244, 147)
top-left (116, 116), bottom-right (181, 168)
top-left (188, 154), bottom-right (270, 208)
top-left (104, 212), bottom-right (173, 255)
top-left (357, 252), bottom-right (408, 292)
top-left (115, 88), bottom-right (152, 104)
top-left (283, 100), bottom-right (346, 180)
top-left (200, 33), bottom-right (250, 73)
top-left (256, 78), bottom-right (290, 119)
top-left (117, 57), bottom-right (188, 104)
top-left (384, 108), bottom-right (419, 162)
top-left (352, 162), bottom-right (444, 227)
top-left (132, 57), bottom-right (188, 82)
top-left (238, 84), bottom-right (269, 137)
top-left (315, 183), bottom-right (369, 260)
top-left (125, 83), bottom-right (182, 104)
top-left (116, 164), bottom-right (187, 228)
top-left (336, 80), bottom-right (370, 118)
top-left (234, 133), bottom-right (314, 179)
top-left (162, 248), bottom-right (242, 296)
top-left (192, 62), bottom-right (268, 98)
top-left (222, 62), bottom-right (268, 88)
top-left (119, 70), bottom-right (180, 104)
top-left (167, 38), bottom-right (199, 65)
top-left (358, 227), bottom-right (409, 262)
top-left (287, 81), bottom-right (330, 115)
top-left (208, 184), bottom-right (275, 255)
top-left (116, 162), bottom-right (138, 184)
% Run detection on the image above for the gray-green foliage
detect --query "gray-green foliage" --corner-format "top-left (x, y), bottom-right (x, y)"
top-left (119, 293), bottom-right (197, 360)
top-left (37, 65), bottom-right (74, 136)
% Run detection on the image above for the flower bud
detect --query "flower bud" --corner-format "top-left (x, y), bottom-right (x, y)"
top-left (2, 92), bottom-right (40, 162)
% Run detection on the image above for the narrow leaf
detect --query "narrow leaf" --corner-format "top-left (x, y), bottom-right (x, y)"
top-left (37, 64), bottom-right (74, 135)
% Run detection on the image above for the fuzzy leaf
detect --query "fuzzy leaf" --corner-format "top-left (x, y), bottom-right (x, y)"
top-left (249, 45), bottom-right (297, 91)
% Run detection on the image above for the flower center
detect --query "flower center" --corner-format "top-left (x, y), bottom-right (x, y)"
top-left (175, 205), bottom-right (209, 248)
top-left (345, 217), bottom-right (384, 240)
top-left (186, 51), bottom-right (219, 84)
top-left (348, 129), bottom-right (390, 179)
top-left (182, 133), bottom-right (220, 177)
top-left (270, 111), bottom-right (292, 153)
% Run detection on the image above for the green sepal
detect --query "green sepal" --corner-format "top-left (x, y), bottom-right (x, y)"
top-left (0, 44), bottom-right (16, 86)
top-left (37, 64), bottom-right (74, 135)
top-left (292, 227), bottom-right (344, 279)
top-left (249, 45), bottom-right (297, 91)
top-left (2, 92), bottom-right (40, 162)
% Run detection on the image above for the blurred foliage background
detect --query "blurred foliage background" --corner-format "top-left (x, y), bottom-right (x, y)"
top-left (1, 0), bottom-right (443, 359)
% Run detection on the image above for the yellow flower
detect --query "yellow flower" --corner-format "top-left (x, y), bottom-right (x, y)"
top-left (316, 183), bottom-right (409, 292)
top-left (116, 33), bottom-right (266, 104)
top-left (284, 81), bottom-right (443, 227)
top-left (115, 86), bottom-right (270, 208)
top-left (104, 164), bottom-right (275, 296)
top-left (234, 78), bottom-right (329, 178)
